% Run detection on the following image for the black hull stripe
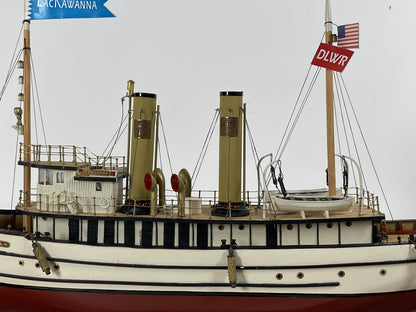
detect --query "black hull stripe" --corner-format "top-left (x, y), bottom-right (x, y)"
top-left (1, 250), bottom-right (416, 271)
top-left (0, 281), bottom-right (414, 299)
top-left (0, 272), bottom-right (339, 288)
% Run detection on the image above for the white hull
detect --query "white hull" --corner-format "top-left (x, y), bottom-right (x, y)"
top-left (1, 231), bottom-right (415, 296)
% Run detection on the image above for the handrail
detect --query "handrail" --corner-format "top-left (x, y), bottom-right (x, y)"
top-left (19, 143), bottom-right (127, 172)
top-left (23, 187), bottom-right (380, 219)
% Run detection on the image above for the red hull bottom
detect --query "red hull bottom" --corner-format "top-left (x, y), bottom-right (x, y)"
top-left (1, 285), bottom-right (416, 312)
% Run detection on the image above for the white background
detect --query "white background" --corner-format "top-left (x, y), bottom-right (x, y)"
top-left (0, 0), bottom-right (415, 219)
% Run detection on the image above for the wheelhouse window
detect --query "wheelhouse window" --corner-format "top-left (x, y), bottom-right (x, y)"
top-left (39, 169), bottom-right (53, 185)
top-left (56, 172), bottom-right (64, 183)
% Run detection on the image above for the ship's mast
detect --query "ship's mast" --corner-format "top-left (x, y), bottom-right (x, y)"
top-left (23, 19), bottom-right (32, 231)
top-left (325, 0), bottom-right (336, 196)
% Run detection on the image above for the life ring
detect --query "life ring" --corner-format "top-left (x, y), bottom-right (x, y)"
top-left (100, 198), bottom-right (110, 209)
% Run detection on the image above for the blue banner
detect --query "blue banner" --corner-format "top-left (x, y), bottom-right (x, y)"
top-left (28, 0), bottom-right (115, 20)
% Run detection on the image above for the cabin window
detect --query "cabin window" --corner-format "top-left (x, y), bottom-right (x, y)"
top-left (56, 172), bottom-right (64, 183)
top-left (96, 182), bottom-right (102, 192)
top-left (39, 169), bottom-right (53, 185)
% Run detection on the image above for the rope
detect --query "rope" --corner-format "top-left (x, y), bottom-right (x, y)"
top-left (191, 109), bottom-right (219, 188)
top-left (159, 114), bottom-right (173, 175)
top-left (336, 73), bottom-right (369, 192)
top-left (275, 64), bottom-right (313, 160)
top-left (10, 131), bottom-right (20, 209)
top-left (101, 100), bottom-right (128, 160)
top-left (246, 119), bottom-right (260, 170)
top-left (276, 66), bottom-right (322, 161)
top-left (333, 73), bottom-right (357, 185)
top-left (30, 53), bottom-right (47, 145)
top-left (275, 32), bottom-right (326, 160)
top-left (339, 74), bottom-right (394, 220)
top-left (227, 247), bottom-right (237, 288)
top-left (31, 63), bottom-right (39, 145)
top-left (0, 25), bottom-right (23, 103)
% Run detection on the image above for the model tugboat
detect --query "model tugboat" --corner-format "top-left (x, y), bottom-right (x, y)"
top-left (0, 1), bottom-right (415, 311)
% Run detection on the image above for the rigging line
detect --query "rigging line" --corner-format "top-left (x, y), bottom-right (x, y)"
top-left (333, 73), bottom-right (342, 156)
top-left (192, 111), bottom-right (219, 189)
top-left (246, 120), bottom-right (264, 201)
top-left (104, 113), bottom-right (128, 158)
top-left (101, 103), bottom-right (128, 159)
top-left (0, 50), bottom-right (23, 103)
top-left (246, 120), bottom-right (260, 165)
top-left (337, 74), bottom-right (369, 192)
top-left (191, 109), bottom-right (219, 182)
top-left (339, 74), bottom-right (394, 220)
top-left (275, 32), bottom-right (326, 161)
top-left (30, 53), bottom-right (47, 145)
top-left (275, 64), bottom-right (313, 160)
top-left (267, 66), bottom-right (321, 188)
top-left (191, 110), bottom-right (219, 189)
top-left (10, 131), bottom-right (20, 210)
top-left (31, 70), bottom-right (39, 145)
top-left (281, 66), bottom-right (321, 158)
top-left (159, 114), bottom-right (173, 175)
top-left (338, 79), bottom-right (369, 193)
top-left (157, 137), bottom-right (163, 173)
top-left (278, 66), bottom-right (322, 160)
top-left (101, 103), bottom-right (125, 158)
top-left (334, 73), bottom-right (357, 185)
top-left (0, 25), bottom-right (23, 102)
top-left (105, 118), bottom-right (129, 161)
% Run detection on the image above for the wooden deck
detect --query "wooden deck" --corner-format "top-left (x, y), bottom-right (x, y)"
top-left (20, 201), bottom-right (384, 222)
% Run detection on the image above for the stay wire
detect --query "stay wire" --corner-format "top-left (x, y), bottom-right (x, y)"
top-left (31, 69), bottom-right (38, 145)
top-left (275, 64), bottom-right (313, 161)
top-left (31, 52), bottom-right (47, 145)
top-left (191, 109), bottom-right (219, 188)
top-left (0, 25), bottom-right (23, 103)
top-left (338, 78), bottom-right (369, 192)
top-left (334, 73), bottom-right (357, 185)
top-left (10, 131), bottom-right (20, 210)
top-left (275, 32), bottom-right (325, 161)
top-left (277, 66), bottom-right (322, 161)
top-left (101, 101), bottom-right (128, 160)
top-left (339, 74), bottom-right (393, 220)
top-left (159, 114), bottom-right (173, 175)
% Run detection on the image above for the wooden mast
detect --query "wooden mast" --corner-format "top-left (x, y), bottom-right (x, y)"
top-left (23, 19), bottom-right (32, 231)
top-left (325, 0), bottom-right (336, 196)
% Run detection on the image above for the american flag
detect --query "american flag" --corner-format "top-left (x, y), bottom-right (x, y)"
top-left (337, 23), bottom-right (359, 49)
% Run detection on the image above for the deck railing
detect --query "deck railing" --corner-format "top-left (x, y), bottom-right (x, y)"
top-left (19, 143), bottom-right (126, 171)
top-left (20, 186), bottom-right (381, 219)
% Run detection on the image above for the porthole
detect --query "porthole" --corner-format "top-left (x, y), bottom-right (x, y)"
top-left (18, 260), bottom-right (24, 266)
top-left (276, 273), bottom-right (283, 280)
top-left (297, 272), bottom-right (304, 279)
top-left (287, 224), bottom-right (294, 231)
top-left (338, 270), bottom-right (345, 278)
top-left (54, 264), bottom-right (60, 271)
top-left (379, 269), bottom-right (387, 276)
top-left (35, 262), bottom-right (40, 268)
top-left (305, 223), bottom-right (312, 229)
top-left (238, 224), bottom-right (245, 231)
top-left (345, 221), bottom-right (352, 227)
top-left (218, 224), bottom-right (225, 231)
top-left (327, 223), bottom-right (333, 229)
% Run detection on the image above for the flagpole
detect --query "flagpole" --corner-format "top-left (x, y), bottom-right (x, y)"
top-left (325, 0), bottom-right (336, 196)
top-left (23, 18), bottom-right (32, 232)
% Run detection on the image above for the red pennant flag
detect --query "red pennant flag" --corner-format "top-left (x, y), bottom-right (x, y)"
top-left (311, 43), bottom-right (354, 72)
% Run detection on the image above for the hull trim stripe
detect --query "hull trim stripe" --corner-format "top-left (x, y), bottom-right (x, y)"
top-left (0, 272), bottom-right (339, 288)
top-left (1, 250), bottom-right (416, 270)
